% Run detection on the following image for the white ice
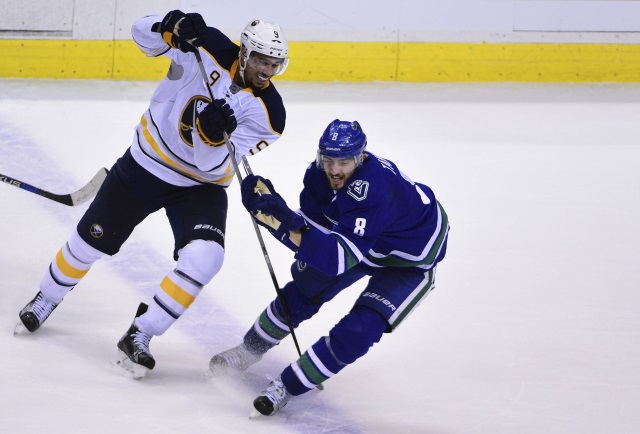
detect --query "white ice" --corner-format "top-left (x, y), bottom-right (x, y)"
top-left (1, 79), bottom-right (639, 433)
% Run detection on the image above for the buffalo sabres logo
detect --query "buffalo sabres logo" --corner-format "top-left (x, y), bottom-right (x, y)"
top-left (347, 180), bottom-right (369, 201)
top-left (90, 224), bottom-right (104, 239)
top-left (179, 96), bottom-right (213, 147)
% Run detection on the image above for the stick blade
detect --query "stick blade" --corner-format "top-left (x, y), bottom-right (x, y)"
top-left (69, 167), bottom-right (108, 205)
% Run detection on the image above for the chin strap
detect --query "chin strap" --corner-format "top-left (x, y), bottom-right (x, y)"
top-left (237, 48), bottom-right (248, 88)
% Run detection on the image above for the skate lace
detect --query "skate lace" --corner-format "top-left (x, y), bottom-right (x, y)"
top-left (32, 294), bottom-right (56, 322)
top-left (132, 330), bottom-right (152, 354)
top-left (263, 375), bottom-right (288, 407)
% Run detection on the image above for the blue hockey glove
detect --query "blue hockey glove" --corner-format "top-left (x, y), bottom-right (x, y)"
top-left (241, 174), bottom-right (276, 211)
top-left (195, 99), bottom-right (237, 146)
top-left (241, 175), bottom-right (307, 246)
top-left (158, 10), bottom-right (207, 53)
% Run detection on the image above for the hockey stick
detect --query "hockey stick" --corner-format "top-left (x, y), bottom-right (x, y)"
top-left (0, 168), bottom-right (108, 206)
top-left (231, 142), bottom-right (326, 392)
top-left (194, 52), bottom-right (321, 387)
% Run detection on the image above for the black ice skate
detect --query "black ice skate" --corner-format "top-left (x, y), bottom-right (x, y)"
top-left (209, 343), bottom-right (262, 374)
top-left (114, 303), bottom-right (155, 378)
top-left (250, 375), bottom-right (291, 417)
top-left (15, 291), bottom-right (59, 335)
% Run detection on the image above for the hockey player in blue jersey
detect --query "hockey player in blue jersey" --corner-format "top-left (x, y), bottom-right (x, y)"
top-left (209, 119), bottom-right (450, 416)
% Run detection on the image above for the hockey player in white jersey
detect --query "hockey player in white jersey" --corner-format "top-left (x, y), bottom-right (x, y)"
top-left (16, 10), bottom-right (289, 378)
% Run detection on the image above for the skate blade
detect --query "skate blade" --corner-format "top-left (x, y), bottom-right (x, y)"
top-left (111, 350), bottom-right (149, 379)
top-left (249, 409), bottom-right (264, 419)
top-left (13, 321), bottom-right (29, 336)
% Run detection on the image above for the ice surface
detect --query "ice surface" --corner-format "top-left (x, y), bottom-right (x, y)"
top-left (1, 78), bottom-right (639, 433)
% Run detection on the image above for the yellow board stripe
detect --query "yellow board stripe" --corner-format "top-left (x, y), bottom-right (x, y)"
top-left (160, 276), bottom-right (195, 309)
top-left (1, 39), bottom-right (640, 82)
top-left (55, 249), bottom-right (89, 280)
top-left (397, 42), bottom-right (640, 82)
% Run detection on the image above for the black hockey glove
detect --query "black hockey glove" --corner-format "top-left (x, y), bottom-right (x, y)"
top-left (241, 175), bottom-right (307, 247)
top-left (158, 10), bottom-right (207, 53)
top-left (195, 99), bottom-right (237, 146)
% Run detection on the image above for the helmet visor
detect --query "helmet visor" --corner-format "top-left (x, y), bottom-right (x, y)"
top-left (316, 152), bottom-right (363, 170)
top-left (247, 53), bottom-right (289, 76)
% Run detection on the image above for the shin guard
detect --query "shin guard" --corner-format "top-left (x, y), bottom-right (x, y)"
top-left (137, 240), bottom-right (223, 335)
top-left (40, 230), bottom-right (105, 303)
top-left (281, 306), bottom-right (387, 395)
top-left (245, 280), bottom-right (322, 353)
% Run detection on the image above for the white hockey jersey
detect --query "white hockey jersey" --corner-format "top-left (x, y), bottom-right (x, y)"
top-left (129, 15), bottom-right (286, 187)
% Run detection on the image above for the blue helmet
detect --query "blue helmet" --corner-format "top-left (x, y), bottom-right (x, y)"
top-left (317, 119), bottom-right (367, 167)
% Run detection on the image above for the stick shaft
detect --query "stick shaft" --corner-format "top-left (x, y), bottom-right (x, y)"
top-left (0, 168), bottom-right (107, 206)
top-left (194, 51), bottom-right (305, 358)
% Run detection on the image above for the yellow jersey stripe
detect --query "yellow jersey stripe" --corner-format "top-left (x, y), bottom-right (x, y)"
top-left (141, 114), bottom-right (236, 184)
top-left (140, 115), bottom-right (209, 181)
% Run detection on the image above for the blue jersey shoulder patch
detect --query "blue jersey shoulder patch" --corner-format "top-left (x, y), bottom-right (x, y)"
top-left (347, 179), bottom-right (369, 201)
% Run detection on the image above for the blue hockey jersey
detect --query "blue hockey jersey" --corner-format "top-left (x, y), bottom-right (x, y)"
top-left (295, 152), bottom-right (449, 276)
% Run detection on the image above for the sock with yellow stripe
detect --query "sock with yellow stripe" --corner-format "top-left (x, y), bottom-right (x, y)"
top-left (39, 229), bottom-right (105, 303)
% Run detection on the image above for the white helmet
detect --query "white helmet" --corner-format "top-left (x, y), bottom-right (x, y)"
top-left (239, 19), bottom-right (289, 77)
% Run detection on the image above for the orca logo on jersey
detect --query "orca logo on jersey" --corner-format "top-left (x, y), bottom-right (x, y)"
top-left (179, 96), bottom-right (212, 148)
top-left (296, 260), bottom-right (307, 272)
top-left (347, 180), bottom-right (369, 201)
top-left (90, 224), bottom-right (104, 239)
